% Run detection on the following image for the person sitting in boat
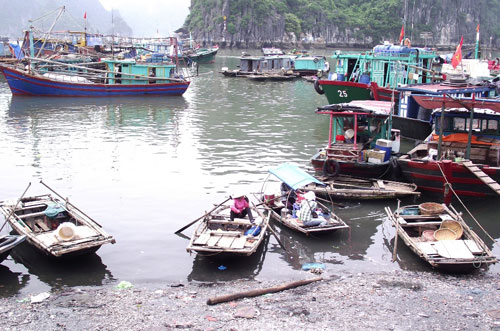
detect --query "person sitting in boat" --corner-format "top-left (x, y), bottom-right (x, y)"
top-left (298, 192), bottom-right (326, 227)
top-left (280, 182), bottom-right (297, 210)
top-left (230, 194), bottom-right (254, 223)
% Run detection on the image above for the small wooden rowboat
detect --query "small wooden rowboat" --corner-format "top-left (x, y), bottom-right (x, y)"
top-left (186, 202), bottom-right (270, 256)
top-left (303, 175), bottom-right (420, 200)
top-left (263, 163), bottom-right (349, 235)
top-left (385, 203), bottom-right (496, 271)
top-left (0, 235), bottom-right (26, 263)
top-left (0, 184), bottom-right (115, 258)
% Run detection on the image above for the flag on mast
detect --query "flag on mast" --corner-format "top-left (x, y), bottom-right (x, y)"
top-left (399, 25), bottom-right (405, 44)
top-left (451, 36), bottom-right (464, 69)
top-left (84, 11), bottom-right (87, 19)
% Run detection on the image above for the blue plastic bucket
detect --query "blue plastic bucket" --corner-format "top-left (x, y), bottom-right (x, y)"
top-left (337, 73), bottom-right (345, 81)
top-left (359, 73), bottom-right (370, 84)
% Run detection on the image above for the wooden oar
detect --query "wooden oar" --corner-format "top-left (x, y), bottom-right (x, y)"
top-left (0, 182), bottom-right (31, 232)
top-left (174, 197), bottom-right (231, 234)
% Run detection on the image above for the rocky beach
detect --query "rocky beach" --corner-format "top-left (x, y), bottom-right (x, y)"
top-left (2, 270), bottom-right (500, 330)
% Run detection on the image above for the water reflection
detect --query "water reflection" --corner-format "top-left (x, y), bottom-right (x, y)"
top-left (10, 242), bottom-right (114, 288)
top-left (187, 235), bottom-right (269, 282)
top-left (0, 265), bottom-right (29, 297)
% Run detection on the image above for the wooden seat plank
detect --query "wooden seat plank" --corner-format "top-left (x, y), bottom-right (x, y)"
top-left (231, 236), bottom-right (247, 249)
top-left (206, 235), bottom-right (222, 247)
top-left (193, 233), bottom-right (211, 245)
top-left (216, 236), bottom-right (236, 248)
top-left (35, 219), bottom-right (50, 231)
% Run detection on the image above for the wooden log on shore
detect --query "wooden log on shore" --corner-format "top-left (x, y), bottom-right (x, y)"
top-left (206, 277), bottom-right (322, 305)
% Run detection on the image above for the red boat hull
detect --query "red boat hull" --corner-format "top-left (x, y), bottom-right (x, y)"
top-left (397, 158), bottom-right (500, 197)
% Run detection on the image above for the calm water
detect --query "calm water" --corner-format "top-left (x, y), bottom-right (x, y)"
top-left (0, 49), bottom-right (499, 297)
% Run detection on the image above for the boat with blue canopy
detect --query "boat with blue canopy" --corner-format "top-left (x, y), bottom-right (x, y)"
top-left (261, 163), bottom-right (349, 235)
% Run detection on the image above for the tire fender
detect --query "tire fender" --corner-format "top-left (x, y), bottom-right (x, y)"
top-left (323, 159), bottom-right (340, 177)
top-left (314, 79), bottom-right (325, 95)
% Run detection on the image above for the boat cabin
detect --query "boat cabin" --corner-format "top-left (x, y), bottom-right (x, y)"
top-left (238, 55), bottom-right (295, 74)
top-left (293, 56), bottom-right (329, 76)
top-left (331, 44), bottom-right (440, 86)
top-left (103, 59), bottom-right (177, 84)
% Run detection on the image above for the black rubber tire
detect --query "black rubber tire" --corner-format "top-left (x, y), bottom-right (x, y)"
top-left (314, 79), bottom-right (324, 95)
top-left (323, 159), bottom-right (340, 177)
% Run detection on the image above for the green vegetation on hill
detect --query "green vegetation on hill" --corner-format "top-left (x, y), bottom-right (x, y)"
top-left (185, 0), bottom-right (500, 46)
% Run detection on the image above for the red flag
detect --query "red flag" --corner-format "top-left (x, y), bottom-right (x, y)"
top-left (399, 25), bottom-right (405, 44)
top-left (84, 11), bottom-right (87, 19)
top-left (451, 36), bottom-right (464, 69)
top-left (476, 24), bottom-right (480, 33)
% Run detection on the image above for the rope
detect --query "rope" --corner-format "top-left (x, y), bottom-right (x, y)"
top-left (435, 161), bottom-right (499, 248)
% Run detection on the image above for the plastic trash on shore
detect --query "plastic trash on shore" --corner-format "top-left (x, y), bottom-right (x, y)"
top-left (30, 292), bottom-right (50, 303)
top-left (116, 281), bottom-right (133, 289)
top-left (301, 262), bottom-right (326, 271)
top-left (218, 265), bottom-right (227, 271)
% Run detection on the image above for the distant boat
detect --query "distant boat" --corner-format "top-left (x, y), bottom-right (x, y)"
top-left (220, 54), bottom-right (296, 79)
top-left (0, 57), bottom-right (190, 97)
top-left (185, 46), bottom-right (218, 64)
top-left (293, 55), bottom-right (330, 77)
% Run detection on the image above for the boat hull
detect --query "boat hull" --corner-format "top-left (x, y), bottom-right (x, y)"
top-left (311, 152), bottom-right (392, 179)
top-left (317, 80), bottom-right (372, 104)
top-left (392, 115), bottom-right (432, 140)
top-left (0, 66), bottom-right (190, 97)
top-left (397, 158), bottom-right (500, 197)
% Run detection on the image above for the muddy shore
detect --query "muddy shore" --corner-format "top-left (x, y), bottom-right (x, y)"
top-left (1, 270), bottom-right (500, 330)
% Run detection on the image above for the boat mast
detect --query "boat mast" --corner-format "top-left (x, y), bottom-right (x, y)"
top-left (35, 6), bottom-right (65, 58)
top-left (465, 94), bottom-right (475, 159)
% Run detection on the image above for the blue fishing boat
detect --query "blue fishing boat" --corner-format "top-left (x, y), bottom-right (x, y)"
top-left (0, 58), bottom-right (190, 97)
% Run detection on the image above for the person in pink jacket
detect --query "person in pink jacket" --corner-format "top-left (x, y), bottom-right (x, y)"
top-left (230, 194), bottom-right (254, 223)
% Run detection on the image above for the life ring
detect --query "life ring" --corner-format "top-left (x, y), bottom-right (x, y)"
top-left (323, 159), bottom-right (340, 177)
top-left (314, 79), bottom-right (324, 95)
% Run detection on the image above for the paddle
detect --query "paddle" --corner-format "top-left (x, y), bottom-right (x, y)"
top-left (174, 196), bottom-right (231, 234)
top-left (0, 182), bottom-right (31, 232)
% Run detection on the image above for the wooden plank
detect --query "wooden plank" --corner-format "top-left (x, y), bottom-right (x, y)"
top-left (462, 161), bottom-right (500, 196)
top-left (231, 236), bottom-right (247, 249)
top-left (433, 240), bottom-right (475, 259)
top-left (18, 211), bottom-right (47, 219)
top-left (216, 236), bottom-right (236, 248)
top-left (376, 180), bottom-right (386, 189)
top-left (400, 221), bottom-right (442, 227)
top-left (193, 233), bottom-right (211, 245)
top-left (208, 219), bottom-right (252, 226)
top-left (35, 219), bottom-right (50, 231)
top-left (206, 234), bottom-right (222, 247)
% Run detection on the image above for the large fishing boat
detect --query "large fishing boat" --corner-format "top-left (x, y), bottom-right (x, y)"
top-left (397, 97), bottom-right (500, 198)
top-left (310, 100), bottom-right (400, 178)
top-left (0, 57), bottom-right (190, 97)
top-left (314, 43), bottom-right (441, 105)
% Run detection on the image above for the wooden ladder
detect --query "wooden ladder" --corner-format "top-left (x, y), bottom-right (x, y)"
top-left (462, 161), bottom-right (500, 196)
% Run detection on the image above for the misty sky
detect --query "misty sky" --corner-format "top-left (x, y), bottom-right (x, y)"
top-left (99, 0), bottom-right (191, 37)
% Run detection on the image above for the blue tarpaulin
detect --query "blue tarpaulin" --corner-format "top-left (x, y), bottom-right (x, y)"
top-left (8, 43), bottom-right (24, 60)
top-left (269, 163), bottom-right (324, 190)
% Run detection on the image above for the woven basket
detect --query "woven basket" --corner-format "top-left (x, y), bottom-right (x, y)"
top-left (440, 220), bottom-right (463, 239)
top-left (419, 202), bottom-right (445, 216)
top-left (434, 228), bottom-right (457, 241)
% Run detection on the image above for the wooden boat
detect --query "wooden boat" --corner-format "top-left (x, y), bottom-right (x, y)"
top-left (303, 175), bottom-right (420, 200)
top-left (310, 101), bottom-right (400, 178)
top-left (0, 185), bottom-right (115, 258)
top-left (0, 57), bottom-right (190, 97)
top-left (186, 201), bottom-right (270, 256)
top-left (397, 105), bottom-right (500, 197)
top-left (185, 47), bottom-right (218, 64)
top-left (220, 54), bottom-right (296, 78)
top-left (396, 80), bottom-right (497, 139)
top-left (385, 203), bottom-right (497, 271)
top-left (263, 163), bottom-right (349, 235)
top-left (0, 235), bottom-right (26, 263)
top-left (293, 55), bottom-right (329, 77)
top-left (314, 43), bottom-right (441, 104)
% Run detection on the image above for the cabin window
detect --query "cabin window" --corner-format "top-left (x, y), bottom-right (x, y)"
top-left (484, 120), bottom-right (499, 134)
top-left (453, 118), bottom-right (466, 131)
top-left (466, 118), bottom-right (481, 131)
